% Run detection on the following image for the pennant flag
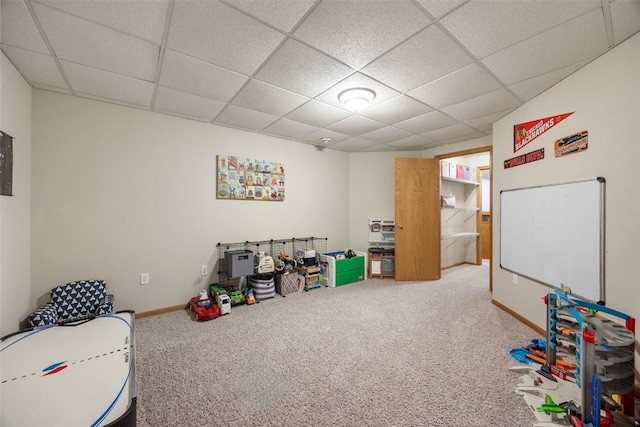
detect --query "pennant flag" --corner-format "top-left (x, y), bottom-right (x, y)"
top-left (513, 112), bottom-right (573, 152)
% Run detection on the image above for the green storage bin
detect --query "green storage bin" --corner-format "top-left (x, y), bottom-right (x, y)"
top-left (335, 256), bottom-right (364, 274)
top-left (335, 269), bottom-right (365, 286)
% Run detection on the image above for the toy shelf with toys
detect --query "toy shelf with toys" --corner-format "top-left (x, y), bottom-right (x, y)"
top-left (368, 218), bottom-right (395, 279)
top-left (510, 285), bottom-right (636, 427)
top-left (215, 237), bottom-right (328, 299)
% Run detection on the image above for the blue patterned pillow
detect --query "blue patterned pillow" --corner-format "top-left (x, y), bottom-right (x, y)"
top-left (27, 303), bottom-right (58, 327)
top-left (51, 280), bottom-right (107, 322)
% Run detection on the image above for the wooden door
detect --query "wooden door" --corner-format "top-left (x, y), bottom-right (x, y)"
top-left (394, 158), bottom-right (440, 281)
top-left (479, 167), bottom-right (491, 260)
top-left (481, 214), bottom-right (491, 259)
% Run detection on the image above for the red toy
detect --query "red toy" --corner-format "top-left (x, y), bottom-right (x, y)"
top-left (189, 296), bottom-right (220, 321)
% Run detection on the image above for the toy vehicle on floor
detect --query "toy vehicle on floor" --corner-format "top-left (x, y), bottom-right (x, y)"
top-left (209, 283), bottom-right (228, 299)
top-left (217, 293), bottom-right (231, 315)
top-left (189, 296), bottom-right (220, 321)
top-left (230, 289), bottom-right (244, 306)
top-left (244, 288), bottom-right (256, 305)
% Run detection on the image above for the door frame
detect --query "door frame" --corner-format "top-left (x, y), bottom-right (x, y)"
top-left (434, 145), bottom-right (493, 292)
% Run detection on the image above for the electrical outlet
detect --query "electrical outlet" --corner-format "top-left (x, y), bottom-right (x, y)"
top-left (201, 265), bottom-right (208, 276)
top-left (140, 273), bottom-right (149, 285)
top-left (512, 273), bottom-right (518, 285)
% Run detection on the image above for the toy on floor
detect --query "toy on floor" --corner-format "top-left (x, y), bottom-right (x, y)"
top-left (244, 288), bottom-right (256, 305)
top-left (511, 286), bottom-right (635, 427)
top-left (189, 294), bottom-right (220, 321)
top-left (230, 289), bottom-right (244, 306)
top-left (217, 293), bottom-right (231, 315)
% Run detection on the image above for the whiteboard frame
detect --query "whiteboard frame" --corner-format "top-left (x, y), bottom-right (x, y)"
top-left (500, 177), bottom-right (605, 303)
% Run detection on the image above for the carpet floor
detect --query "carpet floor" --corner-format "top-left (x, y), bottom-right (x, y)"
top-left (134, 263), bottom-right (545, 426)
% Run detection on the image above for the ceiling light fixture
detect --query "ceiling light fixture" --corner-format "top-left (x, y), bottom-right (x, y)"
top-left (320, 137), bottom-right (332, 144)
top-left (338, 88), bottom-right (376, 112)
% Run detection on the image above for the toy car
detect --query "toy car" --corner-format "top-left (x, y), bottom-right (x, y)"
top-left (230, 289), bottom-right (244, 306)
top-left (217, 293), bottom-right (232, 315)
top-left (189, 296), bottom-right (220, 321)
top-left (244, 288), bottom-right (256, 305)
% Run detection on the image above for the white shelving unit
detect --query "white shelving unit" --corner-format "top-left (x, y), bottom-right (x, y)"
top-left (368, 218), bottom-right (395, 278)
top-left (368, 218), bottom-right (395, 246)
top-left (440, 163), bottom-right (480, 268)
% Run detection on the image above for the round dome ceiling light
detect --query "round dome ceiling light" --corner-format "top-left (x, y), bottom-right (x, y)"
top-left (338, 88), bottom-right (376, 112)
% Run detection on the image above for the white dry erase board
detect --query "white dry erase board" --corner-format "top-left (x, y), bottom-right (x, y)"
top-left (500, 177), bottom-right (605, 303)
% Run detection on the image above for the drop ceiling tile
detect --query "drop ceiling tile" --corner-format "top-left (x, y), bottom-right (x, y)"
top-left (32, 2), bottom-right (158, 81)
top-left (293, 1), bottom-right (431, 69)
top-left (359, 126), bottom-right (412, 144)
top-left (416, 0), bottom-right (466, 18)
top-left (226, 0), bottom-right (316, 32)
top-left (1, 0), bottom-right (49, 54)
top-left (464, 108), bottom-right (516, 133)
top-left (31, 83), bottom-right (71, 95)
top-left (61, 60), bottom-right (154, 107)
top-left (360, 95), bottom-right (433, 125)
top-left (327, 115), bottom-right (386, 137)
top-left (262, 118), bottom-right (319, 140)
top-left (301, 129), bottom-right (351, 145)
top-left (387, 134), bottom-right (435, 150)
top-left (38, 0), bottom-right (168, 43)
top-left (231, 79), bottom-right (309, 117)
top-left (214, 105), bottom-right (279, 132)
top-left (362, 25), bottom-right (474, 92)
top-left (421, 123), bottom-right (480, 141)
top-left (167, 1), bottom-right (285, 75)
top-left (610, 0), bottom-right (640, 44)
top-left (331, 137), bottom-right (377, 152)
top-left (255, 38), bottom-right (353, 97)
top-left (314, 72), bottom-right (400, 110)
top-left (152, 109), bottom-right (211, 124)
top-left (440, 0), bottom-right (600, 58)
top-left (482, 9), bottom-right (609, 85)
top-left (438, 131), bottom-right (486, 145)
top-left (408, 63), bottom-right (502, 109)
top-left (1, 45), bottom-right (66, 88)
top-left (361, 144), bottom-right (399, 152)
top-left (160, 49), bottom-right (248, 102)
top-left (440, 88), bottom-right (521, 121)
top-left (75, 92), bottom-right (151, 112)
top-left (154, 86), bottom-right (226, 122)
top-left (285, 100), bottom-right (351, 128)
top-left (508, 59), bottom-right (592, 102)
top-left (394, 110), bottom-right (458, 134)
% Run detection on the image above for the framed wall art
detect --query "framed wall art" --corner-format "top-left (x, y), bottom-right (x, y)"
top-left (217, 155), bottom-right (285, 201)
top-left (0, 131), bottom-right (14, 196)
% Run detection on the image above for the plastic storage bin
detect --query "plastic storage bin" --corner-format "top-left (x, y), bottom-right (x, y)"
top-left (320, 251), bottom-right (366, 287)
top-left (382, 258), bottom-right (395, 275)
top-left (225, 249), bottom-right (254, 278)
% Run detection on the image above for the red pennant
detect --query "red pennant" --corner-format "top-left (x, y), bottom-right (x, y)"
top-left (513, 112), bottom-right (574, 152)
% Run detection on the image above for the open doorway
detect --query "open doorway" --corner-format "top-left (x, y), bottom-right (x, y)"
top-left (435, 146), bottom-right (492, 291)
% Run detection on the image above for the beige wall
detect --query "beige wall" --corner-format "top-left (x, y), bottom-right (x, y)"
top-left (0, 53), bottom-right (32, 335)
top-left (347, 151), bottom-right (420, 253)
top-left (492, 33), bottom-right (640, 379)
top-left (30, 91), bottom-right (351, 315)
